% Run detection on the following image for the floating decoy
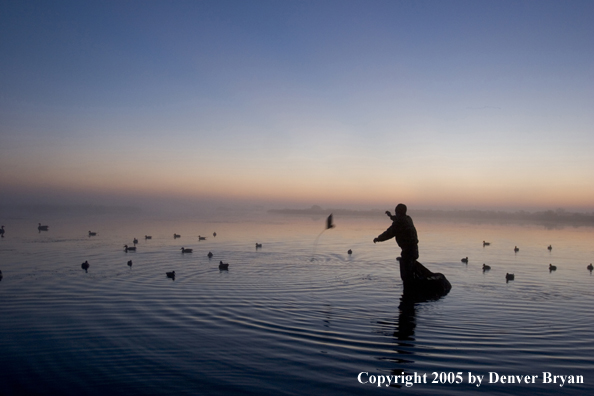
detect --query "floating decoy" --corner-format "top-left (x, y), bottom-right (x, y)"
top-left (219, 261), bottom-right (229, 270)
top-left (482, 264), bottom-right (491, 271)
top-left (514, 246), bottom-right (519, 252)
top-left (124, 244), bottom-right (136, 252)
top-left (133, 238), bottom-right (138, 244)
top-left (549, 264), bottom-right (557, 271)
top-left (255, 243), bottom-right (262, 249)
top-left (198, 235), bottom-right (206, 241)
top-left (38, 223), bottom-right (49, 231)
top-left (461, 257), bottom-right (468, 263)
top-left (88, 231), bottom-right (97, 236)
top-left (588, 263), bottom-right (593, 272)
top-left (207, 251), bottom-right (213, 258)
top-left (347, 249), bottom-right (352, 255)
top-left (174, 234), bottom-right (181, 238)
top-left (166, 271), bottom-right (175, 279)
top-left (181, 247), bottom-right (193, 253)
top-left (506, 273), bottom-right (515, 281)
top-left (483, 241), bottom-right (490, 246)
top-left (81, 261), bottom-right (90, 272)
top-left (548, 245), bottom-right (552, 251)
top-left (0, 225), bottom-right (4, 237)
top-left (145, 235), bottom-right (152, 240)
top-left (127, 260), bottom-right (133, 268)
top-left (213, 232), bottom-right (217, 237)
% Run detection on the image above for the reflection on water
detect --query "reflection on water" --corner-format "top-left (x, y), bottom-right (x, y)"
top-left (0, 212), bottom-right (593, 395)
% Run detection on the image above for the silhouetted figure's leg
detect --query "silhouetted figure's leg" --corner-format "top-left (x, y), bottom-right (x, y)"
top-left (400, 245), bottom-right (419, 284)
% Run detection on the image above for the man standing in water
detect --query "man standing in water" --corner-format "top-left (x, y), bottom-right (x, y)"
top-left (374, 203), bottom-right (419, 284)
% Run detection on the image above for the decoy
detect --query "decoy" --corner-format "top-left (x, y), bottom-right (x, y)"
top-left (347, 249), bottom-right (352, 255)
top-left (326, 214), bottom-right (335, 229)
top-left (213, 232), bottom-right (217, 237)
top-left (198, 235), bottom-right (206, 241)
top-left (81, 261), bottom-right (90, 272)
top-left (127, 260), bottom-right (133, 268)
top-left (145, 235), bottom-right (152, 240)
top-left (166, 271), bottom-right (175, 279)
top-left (133, 238), bottom-right (139, 244)
top-left (0, 270), bottom-right (2, 280)
top-left (506, 273), bottom-right (515, 281)
top-left (0, 225), bottom-right (4, 237)
top-left (482, 264), bottom-right (491, 271)
top-left (219, 261), bottom-right (229, 270)
top-left (124, 244), bottom-right (136, 252)
top-left (588, 263), bottom-right (593, 272)
top-left (88, 231), bottom-right (97, 236)
top-left (483, 241), bottom-right (490, 246)
top-left (181, 247), bottom-right (193, 253)
top-left (514, 246), bottom-right (519, 252)
top-left (461, 257), bottom-right (468, 263)
top-left (255, 243), bottom-right (262, 249)
top-left (547, 245), bottom-right (552, 251)
top-left (38, 223), bottom-right (49, 231)
top-left (207, 251), bottom-right (213, 258)
top-left (174, 234), bottom-right (181, 238)
top-left (549, 264), bottom-right (557, 271)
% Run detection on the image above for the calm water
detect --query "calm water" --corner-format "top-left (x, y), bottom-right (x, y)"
top-left (1, 212), bottom-right (593, 395)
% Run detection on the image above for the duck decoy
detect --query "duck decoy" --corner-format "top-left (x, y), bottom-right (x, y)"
top-left (255, 243), bottom-right (262, 249)
top-left (145, 235), bottom-right (152, 240)
top-left (124, 244), bottom-right (136, 252)
top-left (213, 232), bottom-right (217, 237)
top-left (88, 231), bottom-right (97, 236)
top-left (347, 249), bottom-right (352, 255)
top-left (181, 247), bottom-right (193, 253)
top-left (207, 252), bottom-right (213, 258)
top-left (482, 263), bottom-right (491, 271)
top-left (461, 257), bottom-right (468, 263)
top-left (0, 225), bottom-right (4, 237)
top-left (81, 261), bottom-right (90, 272)
top-left (514, 246), bottom-right (519, 252)
top-left (166, 271), bottom-right (175, 279)
top-left (506, 273), bottom-right (515, 281)
top-left (133, 238), bottom-right (138, 244)
top-left (174, 234), bottom-right (181, 238)
top-left (38, 223), bottom-right (49, 231)
top-left (549, 264), bottom-right (557, 271)
top-left (219, 261), bottom-right (229, 270)
top-left (588, 263), bottom-right (593, 272)
top-left (127, 260), bottom-right (133, 268)
top-left (483, 241), bottom-right (490, 246)
top-left (0, 270), bottom-right (2, 280)
top-left (547, 245), bottom-right (552, 251)
top-left (198, 235), bottom-right (206, 241)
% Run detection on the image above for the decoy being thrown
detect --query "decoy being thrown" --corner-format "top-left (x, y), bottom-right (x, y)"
top-left (124, 244), bottom-right (136, 252)
top-left (133, 238), bottom-right (139, 245)
top-left (181, 247), bottom-right (193, 253)
top-left (81, 261), bottom-right (90, 272)
top-left (461, 257), bottom-right (468, 264)
top-left (213, 232), bottom-right (217, 237)
top-left (38, 223), bottom-right (49, 231)
top-left (219, 261), bottom-right (229, 270)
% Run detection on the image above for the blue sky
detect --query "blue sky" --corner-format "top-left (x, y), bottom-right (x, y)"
top-left (1, 0), bottom-right (593, 211)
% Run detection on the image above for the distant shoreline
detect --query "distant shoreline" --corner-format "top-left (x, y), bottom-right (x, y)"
top-left (268, 206), bottom-right (594, 227)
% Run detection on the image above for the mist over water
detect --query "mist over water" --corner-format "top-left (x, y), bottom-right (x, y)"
top-left (1, 210), bottom-right (593, 395)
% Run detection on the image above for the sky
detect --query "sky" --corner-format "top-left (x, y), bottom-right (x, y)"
top-left (1, 0), bottom-right (593, 212)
